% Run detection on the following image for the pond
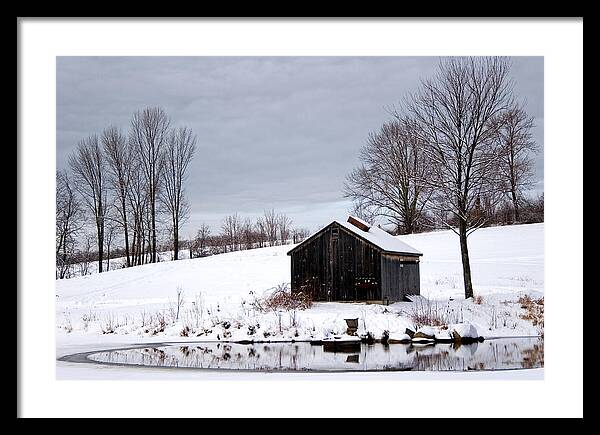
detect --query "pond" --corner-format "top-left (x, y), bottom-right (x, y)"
top-left (82, 337), bottom-right (543, 372)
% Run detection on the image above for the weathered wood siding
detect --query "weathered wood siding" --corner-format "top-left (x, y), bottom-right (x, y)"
top-left (290, 223), bottom-right (382, 301)
top-left (380, 254), bottom-right (420, 302)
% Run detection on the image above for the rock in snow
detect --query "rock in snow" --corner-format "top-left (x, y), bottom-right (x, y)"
top-left (413, 326), bottom-right (436, 341)
top-left (416, 326), bottom-right (436, 337)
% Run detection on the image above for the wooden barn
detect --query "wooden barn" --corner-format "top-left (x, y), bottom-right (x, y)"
top-left (287, 216), bottom-right (422, 303)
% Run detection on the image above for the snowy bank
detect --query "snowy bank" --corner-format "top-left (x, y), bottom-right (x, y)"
top-left (56, 223), bottom-right (544, 347)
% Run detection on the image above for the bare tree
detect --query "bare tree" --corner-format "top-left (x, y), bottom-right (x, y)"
top-left (221, 213), bottom-right (242, 252)
top-left (77, 233), bottom-right (95, 276)
top-left (344, 117), bottom-right (431, 234)
top-left (277, 213), bottom-right (293, 244)
top-left (129, 107), bottom-right (171, 263)
top-left (495, 103), bottom-right (538, 222)
top-left (263, 209), bottom-right (279, 247)
top-left (241, 217), bottom-right (255, 250)
top-left (255, 217), bottom-right (267, 248)
top-left (208, 234), bottom-right (228, 255)
top-left (104, 217), bottom-right (119, 272)
top-left (56, 170), bottom-right (83, 279)
top-left (142, 200), bottom-right (154, 263)
top-left (190, 223), bottom-right (211, 258)
top-left (291, 227), bottom-right (310, 244)
top-left (160, 126), bottom-right (196, 260)
top-left (69, 134), bottom-right (108, 273)
top-left (521, 193), bottom-right (544, 223)
top-left (408, 57), bottom-right (514, 299)
top-left (102, 126), bottom-right (132, 267)
top-left (126, 153), bottom-right (148, 266)
top-left (348, 198), bottom-right (379, 225)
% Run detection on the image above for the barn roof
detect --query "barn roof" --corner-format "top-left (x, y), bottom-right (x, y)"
top-left (287, 216), bottom-right (422, 256)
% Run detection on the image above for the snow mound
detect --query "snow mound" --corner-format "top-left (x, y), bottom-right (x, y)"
top-left (388, 333), bottom-right (411, 343)
top-left (448, 322), bottom-right (479, 339)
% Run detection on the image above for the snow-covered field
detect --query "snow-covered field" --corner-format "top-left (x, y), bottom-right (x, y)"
top-left (56, 223), bottom-right (544, 378)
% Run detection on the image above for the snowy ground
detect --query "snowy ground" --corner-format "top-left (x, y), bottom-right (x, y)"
top-left (56, 223), bottom-right (544, 379)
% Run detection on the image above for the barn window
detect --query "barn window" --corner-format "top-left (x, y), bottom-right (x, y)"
top-left (331, 227), bottom-right (339, 240)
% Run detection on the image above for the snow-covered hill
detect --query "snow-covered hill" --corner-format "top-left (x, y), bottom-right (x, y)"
top-left (56, 223), bottom-right (544, 344)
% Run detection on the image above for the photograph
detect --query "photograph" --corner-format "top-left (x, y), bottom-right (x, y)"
top-left (54, 55), bottom-right (545, 378)
top-left (17, 18), bottom-right (583, 419)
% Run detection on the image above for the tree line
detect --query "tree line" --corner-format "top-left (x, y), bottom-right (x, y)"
top-left (344, 57), bottom-right (542, 299)
top-left (56, 107), bottom-right (196, 278)
top-left (187, 210), bottom-right (310, 259)
top-left (56, 106), bottom-right (311, 278)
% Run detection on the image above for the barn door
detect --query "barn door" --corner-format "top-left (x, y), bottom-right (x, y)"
top-left (398, 262), bottom-right (419, 299)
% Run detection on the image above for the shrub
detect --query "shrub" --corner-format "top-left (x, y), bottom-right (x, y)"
top-left (81, 311), bottom-right (96, 331)
top-left (150, 311), bottom-right (167, 335)
top-left (63, 314), bottom-right (73, 333)
top-left (519, 295), bottom-right (544, 331)
top-left (410, 298), bottom-right (461, 329)
top-left (518, 294), bottom-right (533, 308)
top-left (101, 313), bottom-right (117, 334)
top-left (474, 295), bottom-right (484, 305)
top-left (252, 283), bottom-right (312, 312)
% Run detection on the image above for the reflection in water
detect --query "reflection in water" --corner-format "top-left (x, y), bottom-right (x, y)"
top-left (346, 354), bottom-right (360, 363)
top-left (88, 338), bottom-right (543, 372)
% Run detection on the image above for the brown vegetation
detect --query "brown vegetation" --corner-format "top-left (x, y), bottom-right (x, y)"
top-left (518, 295), bottom-right (544, 331)
top-left (252, 283), bottom-right (313, 312)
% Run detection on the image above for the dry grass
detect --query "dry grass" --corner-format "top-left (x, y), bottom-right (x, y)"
top-left (518, 295), bottom-right (544, 331)
top-left (409, 298), bottom-right (463, 329)
top-left (62, 314), bottom-right (73, 333)
top-left (251, 283), bottom-right (312, 312)
top-left (474, 295), bottom-right (484, 305)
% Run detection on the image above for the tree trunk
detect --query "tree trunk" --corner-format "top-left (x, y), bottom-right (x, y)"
top-left (107, 237), bottom-right (111, 271)
top-left (511, 190), bottom-right (520, 223)
top-left (458, 219), bottom-right (474, 299)
top-left (173, 221), bottom-right (179, 260)
top-left (61, 241), bottom-right (67, 279)
top-left (97, 220), bottom-right (104, 273)
top-left (121, 196), bottom-right (131, 267)
top-left (131, 228), bottom-right (138, 266)
top-left (151, 198), bottom-right (157, 263)
top-left (124, 223), bottom-right (130, 267)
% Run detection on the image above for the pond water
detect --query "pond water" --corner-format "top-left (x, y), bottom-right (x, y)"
top-left (86, 337), bottom-right (543, 372)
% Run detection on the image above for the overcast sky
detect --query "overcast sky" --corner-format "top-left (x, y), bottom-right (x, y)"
top-left (57, 56), bottom-right (544, 238)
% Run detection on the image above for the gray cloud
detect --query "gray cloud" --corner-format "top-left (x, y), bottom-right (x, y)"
top-left (57, 56), bottom-right (544, 237)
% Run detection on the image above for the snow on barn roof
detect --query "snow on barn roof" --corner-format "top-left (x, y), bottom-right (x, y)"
top-left (288, 216), bottom-right (422, 256)
top-left (335, 217), bottom-right (422, 255)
